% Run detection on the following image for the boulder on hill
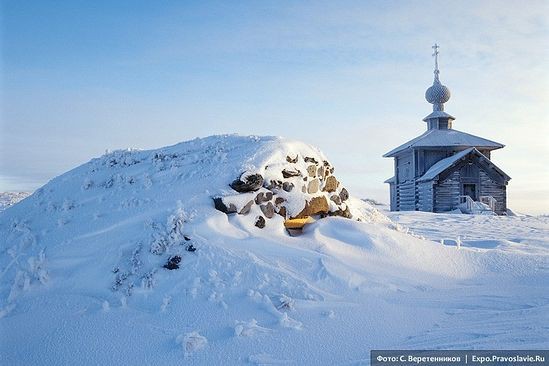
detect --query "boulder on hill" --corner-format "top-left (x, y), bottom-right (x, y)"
top-left (230, 173), bottom-right (264, 193)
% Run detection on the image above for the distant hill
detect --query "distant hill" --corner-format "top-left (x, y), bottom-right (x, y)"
top-left (0, 192), bottom-right (31, 212)
top-left (362, 197), bottom-right (386, 207)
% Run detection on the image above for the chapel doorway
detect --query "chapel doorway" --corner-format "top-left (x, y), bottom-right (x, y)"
top-left (463, 183), bottom-right (478, 201)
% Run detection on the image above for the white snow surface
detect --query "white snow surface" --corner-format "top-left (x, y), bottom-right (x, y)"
top-left (383, 128), bottom-right (504, 157)
top-left (0, 135), bottom-right (548, 365)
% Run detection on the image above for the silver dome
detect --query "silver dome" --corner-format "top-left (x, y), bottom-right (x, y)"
top-left (425, 80), bottom-right (451, 105)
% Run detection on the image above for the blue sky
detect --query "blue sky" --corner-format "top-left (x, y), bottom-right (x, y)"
top-left (1, 0), bottom-right (548, 213)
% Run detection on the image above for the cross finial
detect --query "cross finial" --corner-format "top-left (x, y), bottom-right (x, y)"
top-left (432, 43), bottom-right (440, 80)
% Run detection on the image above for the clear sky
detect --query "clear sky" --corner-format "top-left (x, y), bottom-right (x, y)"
top-left (1, 0), bottom-right (548, 214)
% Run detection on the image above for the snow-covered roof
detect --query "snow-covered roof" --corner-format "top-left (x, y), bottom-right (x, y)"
top-left (422, 111), bottom-right (455, 121)
top-left (418, 148), bottom-right (475, 182)
top-left (383, 128), bottom-right (504, 157)
top-left (418, 147), bottom-right (511, 182)
top-left (384, 176), bottom-right (395, 184)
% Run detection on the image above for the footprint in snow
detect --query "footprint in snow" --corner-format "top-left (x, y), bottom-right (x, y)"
top-left (234, 319), bottom-right (273, 337)
top-left (279, 313), bottom-right (302, 330)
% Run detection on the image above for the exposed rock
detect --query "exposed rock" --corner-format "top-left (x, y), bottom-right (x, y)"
top-left (267, 180), bottom-right (282, 190)
top-left (330, 194), bottom-right (342, 205)
top-left (286, 155), bottom-right (298, 163)
top-left (185, 244), bottom-right (196, 252)
top-left (255, 191), bottom-right (273, 204)
top-left (226, 203), bottom-right (238, 214)
top-left (323, 176), bottom-right (339, 193)
top-left (213, 197), bottom-right (237, 214)
top-left (282, 168), bottom-right (301, 178)
top-left (339, 188), bottom-right (349, 202)
top-left (317, 166), bottom-right (325, 180)
top-left (164, 255), bottom-right (182, 270)
top-left (260, 202), bottom-right (275, 219)
top-left (329, 206), bottom-right (352, 219)
top-left (239, 200), bottom-right (254, 215)
top-left (323, 161), bottom-right (332, 176)
top-left (282, 182), bottom-right (294, 192)
top-left (216, 151), bottom-right (351, 229)
top-left (230, 173), bottom-right (264, 193)
top-left (307, 165), bottom-right (317, 178)
top-left (255, 216), bottom-right (266, 228)
top-left (294, 196), bottom-right (329, 218)
top-left (307, 179), bottom-right (320, 194)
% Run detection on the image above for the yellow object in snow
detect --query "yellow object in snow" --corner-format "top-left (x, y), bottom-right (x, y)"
top-left (283, 216), bottom-right (315, 229)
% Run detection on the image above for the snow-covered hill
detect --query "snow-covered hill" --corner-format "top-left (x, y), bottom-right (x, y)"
top-left (1, 135), bottom-right (547, 365)
top-left (0, 192), bottom-right (31, 212)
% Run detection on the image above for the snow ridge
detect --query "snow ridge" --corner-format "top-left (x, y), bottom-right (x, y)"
top-left (0, 135), bottom-right (547, 365)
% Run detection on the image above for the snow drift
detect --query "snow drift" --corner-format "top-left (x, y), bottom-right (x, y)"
top-left (0, 135), bottom-right (547, 365)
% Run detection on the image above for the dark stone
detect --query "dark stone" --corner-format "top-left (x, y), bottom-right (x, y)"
top-left (282, 169), bottom-right (301, 178)
top-left (278, 206), bottom-right (287, 218)
top-left (213, 197), bottom-right (237, 214)
top-left (255, 191), bottom-right (273, 204)
top-left (230, 173), bottom-right (264, 193)
top-left (255, 216), bottom-right (266, 228)
top-left (317, 166), bottom-right (325, 180)
top-left (339, 187), bottom-right (349, 202)
top-left (267, 180), bottom-right (282, 190)
top-left (186, 244), bottom-right (196, 252)
top-left (164, 255), bottom-right (181, 270)
top-left (323, 160), bottom-right (330, 167)
top-left (239, 200), bottom-right (254, 215)
top-left (286, 155), bottom-right (298, 163)
top-left (304, 157), bottom-right (318, 164)
top-left (260, 202), bottom-right (275, 219)
top-left (330, 194), bottom-right (342, 205)
top-left (329, 206), bottom-right (352, 219)
top-left (184, 235), bottom-right (191, 241)
top-left (282, 182), bottom-right (294, 192)
top-left (275, 197), bottom-right (285, 205)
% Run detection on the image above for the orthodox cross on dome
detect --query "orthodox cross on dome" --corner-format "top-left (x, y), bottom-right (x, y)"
top-left (425, 43), bottom-right (451, 113)
top-left (432, 43), bottom-right (440, 80)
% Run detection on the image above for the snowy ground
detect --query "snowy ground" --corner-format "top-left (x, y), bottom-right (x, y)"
top-left (383, 209), bottom-right (549, 348)
top-left (386, 209), bottom-right (549, 254)
top-left (0, 136), bottom-right (547, 365)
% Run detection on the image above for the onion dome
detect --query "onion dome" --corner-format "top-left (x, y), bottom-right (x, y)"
top-left (425, 44), bottom-right (451, 111)
top-left (425, 77), bottom-right (451, 106)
